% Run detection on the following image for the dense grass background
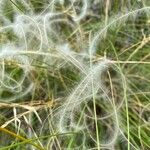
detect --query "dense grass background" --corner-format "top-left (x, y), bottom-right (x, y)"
top-left (0, 0), bottom-right (150, 150)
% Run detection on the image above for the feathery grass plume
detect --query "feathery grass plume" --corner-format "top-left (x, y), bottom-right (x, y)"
top-left (0, 44), bottom-right (34, 102)
top-left (56, 44), bottom-right (87, 73)
top-left (71, 0), bottom-right (89, 22)
top-left (89, 6), bottom-right (150, 55)
top-left (43, 12), bottom-right (79, 47)
top-left (56, 58), bottom-right (110, 132)
top-left (13, 14), bottom-right (45, 52)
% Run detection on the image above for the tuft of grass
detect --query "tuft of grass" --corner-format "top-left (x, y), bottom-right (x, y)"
top-left (0, 0), bottom-right (150, 149)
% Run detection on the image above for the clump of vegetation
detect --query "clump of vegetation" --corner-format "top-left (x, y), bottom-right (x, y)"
top-left (0, 0), bottom-right (150, 149)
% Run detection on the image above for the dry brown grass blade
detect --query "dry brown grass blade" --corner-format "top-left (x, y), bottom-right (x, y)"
top-left (0, 100), bottom-right (56, 128)
top-left (0, 100), bottom-right (55, 109)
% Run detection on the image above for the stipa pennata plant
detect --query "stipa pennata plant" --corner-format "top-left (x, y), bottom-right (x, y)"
top-left (0, 0), bottom-right (150, 149)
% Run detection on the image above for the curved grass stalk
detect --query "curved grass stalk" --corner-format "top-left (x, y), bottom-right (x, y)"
top-left (0, 127), bottom-right (45, 150)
